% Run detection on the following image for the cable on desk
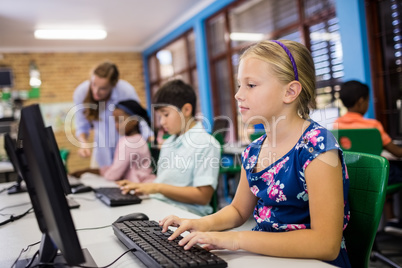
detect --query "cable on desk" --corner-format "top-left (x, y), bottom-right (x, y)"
top-left (24, 250), bottom-right (39, 268)
top-left (76, 224), bottom-right (111, 231)
top-left (0, 201), bottom-right (31, 212)
top-left (27, 248), bottom-right (137, 268)
top-left (10, 241), bottom-right (40, 268)
top-left (0, 207), bottom-right (33, 226)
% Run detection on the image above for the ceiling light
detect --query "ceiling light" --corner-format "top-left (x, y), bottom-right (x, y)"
top-left (34, 29), bottom-right (107, 40)
top-left (230, 32), bottom-right (264, 41)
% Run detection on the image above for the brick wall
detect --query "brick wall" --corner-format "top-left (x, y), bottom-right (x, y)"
top-left (0, 52), bottom-right (145, 173)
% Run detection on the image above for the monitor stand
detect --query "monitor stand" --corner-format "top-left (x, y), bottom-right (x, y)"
top-left (7, 177), bottom-right (26, 195)
top-left (15, 248), bottom-right (97, 268)
top-left (15, 234), bottom-right (97, 268)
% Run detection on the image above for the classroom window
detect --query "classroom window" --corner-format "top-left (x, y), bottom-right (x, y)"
top-left (146, 30), bottom-right (201, 124)
top-left (207, 0), bottom-right (343, 143)
top-left (366, 0), bottom-right (402, 140)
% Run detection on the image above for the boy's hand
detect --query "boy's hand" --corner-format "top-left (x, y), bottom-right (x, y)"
top-left (117, 180), bottom-right (159, 195)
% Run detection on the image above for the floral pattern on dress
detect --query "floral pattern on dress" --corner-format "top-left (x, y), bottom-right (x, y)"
top-left (255, 206), bottom-right (272, 223)
top-left (260, 156), bottom-right (289, 188)
top-left (242, 121), bottom-right (351, 267)
top-left (268, 180), bottom-right (287, 202)
top-left (296, 171), bottom-right (308, 202)
top-left (272, 223), bottom-right (307, 231)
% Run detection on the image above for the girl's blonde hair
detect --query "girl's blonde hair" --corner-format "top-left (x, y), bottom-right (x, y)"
top-left (240, 40), bottom-right (316, 119)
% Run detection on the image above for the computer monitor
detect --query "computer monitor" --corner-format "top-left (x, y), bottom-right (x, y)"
top-left (45, 126), bottom-right (81, 209)
top-left (45, 126), bottom-right (73, 195)
top-left (0, 68), bottom-right (13, 88)
top-left (3, 133), bottom-right (26, 194)
top-left (15, 104), bottom-right (95, 267)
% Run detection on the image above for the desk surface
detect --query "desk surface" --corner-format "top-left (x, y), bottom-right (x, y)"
top-left (0, 174), bottom-right (333, 268)
top-left (0, 161), bottom-right (14, 172)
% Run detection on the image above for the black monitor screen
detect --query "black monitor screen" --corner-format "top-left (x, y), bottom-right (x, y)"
top-left (3, 133), bottom-right (26, 194)
top-left (45, 126), bottom-right (72, 195)
top-left (16, 104), bottom-right (86, 266)
top-left (0, 68), bottom-right (13, 88)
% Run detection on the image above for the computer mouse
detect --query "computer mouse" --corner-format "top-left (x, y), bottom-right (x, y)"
top-left (71, 185), bottom-right (93, 194)
top-left (114, 212), bottom-right (149, 223)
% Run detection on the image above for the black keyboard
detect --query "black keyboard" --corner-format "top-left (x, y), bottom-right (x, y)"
top-left (94, 187), bottom-right (142, 207)
top-left (113, 219), bottom-right (228, 268)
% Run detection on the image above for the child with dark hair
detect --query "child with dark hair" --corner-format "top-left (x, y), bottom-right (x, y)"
top-left (117, 79), bottom-right (221, 216)
top-left (153, 79), bottom-right (197, 117)
top-left (334, 80), bottom-right (402, 234)
top-left (71, 99), bottom-right (155, 184)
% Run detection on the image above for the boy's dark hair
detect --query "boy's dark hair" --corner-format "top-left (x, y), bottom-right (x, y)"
top-left (153, 79), bottom-right (197, 117)
top-left (115, 99), bottom-right (151, 133)
top-left (339, 80), bottom-right (369, 108)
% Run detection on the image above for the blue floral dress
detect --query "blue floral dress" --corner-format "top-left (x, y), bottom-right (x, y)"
top-left (241, 121), bottom-right (351, 267)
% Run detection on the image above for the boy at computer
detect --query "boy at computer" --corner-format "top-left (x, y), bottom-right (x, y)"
top-left (117, 79), bottom-right (221, 216)
top-left (334, 80), bottom-right (402, 234)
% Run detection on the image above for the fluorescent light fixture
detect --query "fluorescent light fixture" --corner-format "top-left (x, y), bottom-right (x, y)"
top-left (34, 29), bottom-right (107, 40)
top-left (230, 32), bottom-right (264, 41)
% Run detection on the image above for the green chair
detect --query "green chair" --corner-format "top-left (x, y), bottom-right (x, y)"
top-left (59, 149), bottom-right (70, 173)
top-left (330, 128), bottom-right (383, 155)
top-left (343, 151), bottom-right (389, 268)
top-left (332, 128), bottom-right (402, 267)
top-left (249, 131), bottom-right (265, 142)
top-left (214, 132), bottom-right (241, 204)
top-left (148, 142), bottom-right (160, 175)
top-left (331, 127), bottom-right (402, 195)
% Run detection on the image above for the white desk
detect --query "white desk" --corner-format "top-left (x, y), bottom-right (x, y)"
top-left (0, 174), bottom-right (334, 268)
top-left (0, 161), bottom-right (14, 182)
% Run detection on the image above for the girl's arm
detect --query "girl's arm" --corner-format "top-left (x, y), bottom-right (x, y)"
top-left (156, 184), bottom-right (214, 205)
top-left (77, 133), bottom-right (91, 158)
top-left (102, 139), bottom-right (129, 181)
top-left (164, 150), bottom-right (345, 261)
top-left (384, 141), bottom-right (402, 158)
top-left (160, 167), bottom-right (258, 233)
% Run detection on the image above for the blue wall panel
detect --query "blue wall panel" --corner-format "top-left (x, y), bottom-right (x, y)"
top-left (336, 0), bottom-right (374, 118)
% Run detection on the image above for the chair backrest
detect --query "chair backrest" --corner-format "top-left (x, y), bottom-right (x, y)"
top-left (212, 118), bottom-right (229, 145)
top-left (147, 142), bottom-right (160, 175)
top-left (59, 149), bottom-right (70, 173)
top-left (343, 151), bottom-right (389, 268)
top-left (330, 128), bottom-right (383, 155)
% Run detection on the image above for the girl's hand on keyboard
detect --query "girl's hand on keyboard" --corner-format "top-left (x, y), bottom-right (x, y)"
top-left (178, 231), bottom-right (240, 251)
top-left (159, 215), bottom-right (209, 240)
